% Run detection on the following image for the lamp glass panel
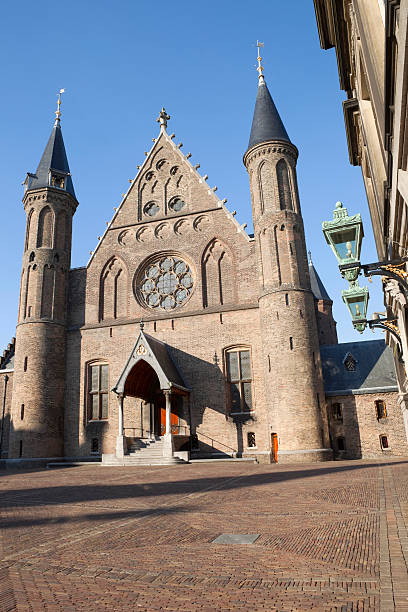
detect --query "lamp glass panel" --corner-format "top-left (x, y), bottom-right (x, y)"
top-left (332, 228), bottom-right (357, 260)
top-left (347, 296), bottom-right (366, 319)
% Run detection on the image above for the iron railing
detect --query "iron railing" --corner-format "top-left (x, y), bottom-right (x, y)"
top-left (124, 425), bottom-right (190, 437)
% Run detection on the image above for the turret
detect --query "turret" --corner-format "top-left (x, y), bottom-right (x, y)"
top-left (308, 252), bottom-right (338, 345)
top-left (244, 46), bottom-right (331, 462)
top-left (8, 92), bottom-right (78, 459)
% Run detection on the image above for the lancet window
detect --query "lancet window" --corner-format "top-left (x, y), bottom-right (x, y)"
top-left (202, 239), bottom-right (234, 307)
top-left (88, 363), bottom-right (109, 421)
top-left (100, 257), bottom-right (128, 321)
top-left (225, 348), bottom-right (253, 414)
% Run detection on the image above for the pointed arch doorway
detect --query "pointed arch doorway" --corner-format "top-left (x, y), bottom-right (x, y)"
top-left (112, 328), bottom-right (190, 459)
top-left (123, 359), bottom-right (180, 438)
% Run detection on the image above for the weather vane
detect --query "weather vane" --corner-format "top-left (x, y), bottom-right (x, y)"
top-left (256, 41), bottom-right (264, 79)
top-left (55, 88), bottom-right (65, 124)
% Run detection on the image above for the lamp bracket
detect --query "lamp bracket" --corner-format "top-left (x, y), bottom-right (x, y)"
top-left (367, 316), bottom-right (403, 360)
top-left (361, 257), bottom-right (408, 300)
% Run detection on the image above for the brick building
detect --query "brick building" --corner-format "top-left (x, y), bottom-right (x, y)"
top-left (314, 0), bottom-right (408, 446)
top-left (0, 66), bottom-right (407, 466)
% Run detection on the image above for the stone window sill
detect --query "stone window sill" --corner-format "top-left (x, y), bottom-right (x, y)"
top-left (87, 419), bottom-right (109, 424)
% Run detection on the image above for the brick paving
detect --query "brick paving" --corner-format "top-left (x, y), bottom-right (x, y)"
top-left (1, 460), bottom-right (408, 611)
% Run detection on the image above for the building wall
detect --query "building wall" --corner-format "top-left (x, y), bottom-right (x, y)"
top-left (315, 299), bottom-right (338, 346)
top-left (327, 391), bottom-right (408, 459)
top-left (64, 308), bottom-right (272, 460)
top-left (314, 0), bottom-right (408, 443)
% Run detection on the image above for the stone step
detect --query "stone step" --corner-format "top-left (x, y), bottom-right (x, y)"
top-left (102, 457), bottom-right (185, 466)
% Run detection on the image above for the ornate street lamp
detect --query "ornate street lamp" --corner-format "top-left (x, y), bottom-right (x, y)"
top-left (322, 202), bottom-right (407, 349)
top-left (341, 284), bottom-right (369, 333)
top-left (322, 201), bottom-right (363, 282)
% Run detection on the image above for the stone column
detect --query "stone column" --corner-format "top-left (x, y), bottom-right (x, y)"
top-left (150, 401), bottom-right (155, 439)
top-left (115, 393), bottom-right (126, 458)
top-left (162, 389), bottom-right (174, 458)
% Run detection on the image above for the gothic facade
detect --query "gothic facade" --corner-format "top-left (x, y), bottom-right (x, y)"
top-left (0, 69), bottom-right (407, 466)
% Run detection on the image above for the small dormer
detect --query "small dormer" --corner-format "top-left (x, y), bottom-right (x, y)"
top-left (49, 169), bottom-right (70, 190)
top-left (343, 352), bottom-right (357, 372)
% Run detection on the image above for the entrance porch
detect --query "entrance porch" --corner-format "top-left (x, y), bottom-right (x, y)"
top-left (102, 326), bottom-right (191, 466)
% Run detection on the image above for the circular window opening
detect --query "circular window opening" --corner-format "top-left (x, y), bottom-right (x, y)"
top-left (139, 256), bottom-right (194, 311)
top-left (144, 201), bottom-right (159, 217)
top-left (169, 197), bottom-right (185, 212)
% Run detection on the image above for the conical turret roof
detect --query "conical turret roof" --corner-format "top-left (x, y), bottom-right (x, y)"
top-left (247, 78), bottom-right (290, 150)
top-left (26, 122), bottom-right (75, 197)
top-left (308, 255), bottom-right (332, 302)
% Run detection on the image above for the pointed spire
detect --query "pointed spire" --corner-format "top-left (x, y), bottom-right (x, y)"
top-left (247, 44), bottom-right (291, 151)
top-left (25, 91), bottom-right (75, 198)
top-left (308, 254), bottom-right (332, 302)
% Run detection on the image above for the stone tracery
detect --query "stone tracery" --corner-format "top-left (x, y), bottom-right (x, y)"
top-left (138, 255), bottom-right (194, 311)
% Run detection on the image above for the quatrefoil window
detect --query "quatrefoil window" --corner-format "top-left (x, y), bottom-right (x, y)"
top-left (169, 196), bottom-right (185, 212)
top-left (144, 201), bottom-right (159, 217)
top-left (140, 256), bottom-right (194, 311)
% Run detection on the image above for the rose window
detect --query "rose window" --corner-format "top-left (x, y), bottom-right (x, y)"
top-left (140, 256), bottom-right (193, 310)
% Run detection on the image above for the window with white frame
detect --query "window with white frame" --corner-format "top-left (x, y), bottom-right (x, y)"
top-left (88, 363), bottom-right (109, 420)
top-left (226, 348), bottom-right (253, 413)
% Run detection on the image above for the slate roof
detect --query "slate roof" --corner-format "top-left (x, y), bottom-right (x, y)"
top-left (0, 337), bottom-right (15, 371)
top-left (248, 79), bottom-right (290, 150)
top-left (309, 260), bottom-right (332, 302)
top-left (320, 340), bottom-right (398, 396)
top-left (143, 333), bottom-right (188, 390)
top-left (26, 123), bottom-right (75, 197)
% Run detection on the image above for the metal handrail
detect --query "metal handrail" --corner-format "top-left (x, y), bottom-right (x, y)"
top-left (195, 431), bottom-right (236, 453)
top-left (124, 425), bottom-right (190, 437)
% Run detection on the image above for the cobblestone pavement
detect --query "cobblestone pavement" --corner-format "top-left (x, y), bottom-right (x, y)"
top-left (1, 459), bottom-right (408, 611)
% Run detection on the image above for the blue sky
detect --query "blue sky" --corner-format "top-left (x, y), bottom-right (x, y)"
top-left (0, 0), bottom-right (385, 349)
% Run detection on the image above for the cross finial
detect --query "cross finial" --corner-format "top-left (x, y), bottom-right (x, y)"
top-left (54, 88), bottom-right (65, 125)
top-left (140, 318), bottom-right (144, 331)
top-left (156, 107), bottom-right (170, 131)
top-left (256, 41), bottom-right (265, 81)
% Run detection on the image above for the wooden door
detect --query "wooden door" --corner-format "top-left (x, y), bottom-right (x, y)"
top-left (271, 433), bottom-right (278, 463)
top-left (159, 395), bottom-right (179, 434)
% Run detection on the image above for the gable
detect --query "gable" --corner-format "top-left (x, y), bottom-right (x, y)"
top-left (113, 330), bottom-right (189, 393)
top-left (82, 121), bottom-right (258, 324)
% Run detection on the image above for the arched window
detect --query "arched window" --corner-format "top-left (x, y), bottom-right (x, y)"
top-left (202, 239), bottom-right (234, 308)
top-left (276, 159), bottom-right (293, 211)
top-left (258, 160), bottom-right (274, 213)
top-left (380, 435), bottom-right (389, 450)
top-left (25, 209), bottom-right (34, 251)
top-left (88, 362), bottom-right (109, 420)
top-left (100, 257), bottom-right (128, 321)
top-left (225, 347), bottom-right (253, 413)
top-left (37, 206), bottom-right (54, 248)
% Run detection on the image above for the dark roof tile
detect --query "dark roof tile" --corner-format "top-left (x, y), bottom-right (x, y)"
top-left (247, 79), bottom-right (290, 150)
